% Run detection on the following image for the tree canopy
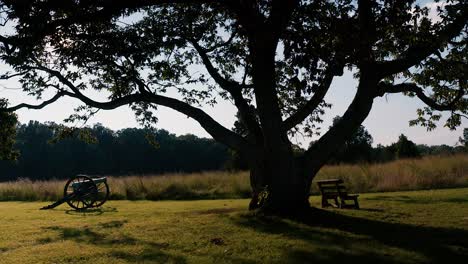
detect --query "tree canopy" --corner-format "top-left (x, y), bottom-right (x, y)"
top-left (0, 0), bottom-right (466, 213)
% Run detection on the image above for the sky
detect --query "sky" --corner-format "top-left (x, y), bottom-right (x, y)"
top-left (0, 0), bottom-right (466, 148)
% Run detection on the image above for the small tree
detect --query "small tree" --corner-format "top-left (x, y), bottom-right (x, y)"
top-left (0, 0), bottom-right (466, 214)
top-left (394, 134), bottom-right (420, 159)
top-left (328, 116), bottom-right (373, 164)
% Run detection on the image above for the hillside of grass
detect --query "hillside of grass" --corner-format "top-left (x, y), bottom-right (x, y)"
top-left (0, 154), bottom-right (467, 201)
top-left (0, 188), bottom-right (467, 263)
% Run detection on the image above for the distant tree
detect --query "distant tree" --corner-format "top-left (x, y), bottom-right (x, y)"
top-left (460, 128), bottom-right (468, 148)
top-left (0, 99), bottom-right (18, 160)
top-left (371, 144), bottom-right (395, 163)
top-left (329, 116), bottom-right (373, 164)
top-left (416, 144), bottom-right (432, 156)
top-left (418, 143), bottom-right (461, 156)
top-left (394, 134), bottom-right (420, 159)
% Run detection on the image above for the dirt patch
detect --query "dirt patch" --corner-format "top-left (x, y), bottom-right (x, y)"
top-left (100, 220), bottom-right (128, 229)
top-left (210, 237), bottom-right (225, 245)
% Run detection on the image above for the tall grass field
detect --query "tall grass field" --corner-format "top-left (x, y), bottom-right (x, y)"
top-left (1, 154), bottom-right (467, 201)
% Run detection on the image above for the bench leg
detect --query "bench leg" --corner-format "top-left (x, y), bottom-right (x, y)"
top-left (354, 198), bottom-right (360, 209)
top-left (322, 197), bottom-right (342, 208)
top-left (332, 197), bottom-right (337, 208)
top-left (336, 198), bottom-right (343, 208)
top-left (338, 197), bottom-right (359, 209)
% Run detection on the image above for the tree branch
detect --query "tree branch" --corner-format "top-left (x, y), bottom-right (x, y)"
top-left (190, 39), bottom-right (239, 90)
top-left (142, 91), bottom-right (249, 150)
top-left (357, 0), bottom-right (376, 70)
top-left (17, 63), bottom-right (250, 151)
top-left (268, 0), bottom-right (299, 40)
top-left (224, 0), bottom-right (265, 35)
top-left (190, 39), bottom-right (263, 140)
top-left (376, 4), bottom-right (467, 77)
top-left (29, 64), bottom-right (142, 110)
top-left (0, 91), bottom-right (66, 112)
top-left (3, 0), bottom-right (228, 49)
top-left (283, 70), bottom-right (335, 131)
top-left (301, 87), bottom-right (374, 176)
top-left (204, 28), bottom-right (238, 53)
top-left (376, 82), bottom-right (466, 111)
top-left (6, 0), bottom-right (222, 11)
top-left (0, 71), bottom-right (29, 80)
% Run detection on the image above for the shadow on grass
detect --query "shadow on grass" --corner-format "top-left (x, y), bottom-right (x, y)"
top-left (365, 195), bottom-right (468, 204)
top-left (63, 206), bottom-right (118, 216)
top-left (99, 220), bottom-right (128, 228)
top-left (234, 208), bottom-right (468, 263)
top-left (41, 224), bottom-right (185, 263)
top-left (110, 247), bottom-right (185, 264)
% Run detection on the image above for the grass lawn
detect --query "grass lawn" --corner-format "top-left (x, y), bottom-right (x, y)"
top-left (1, 188), bottom-right (467, 263)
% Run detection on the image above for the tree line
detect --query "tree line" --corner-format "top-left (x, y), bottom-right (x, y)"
top-left (320, 118), bottom-right (466, 165)
top-left (0, 120), bottom-right (466, 182)
top-left (231, 118), bottom-right (467, 169)
top-left (0, 121), bottom-right (229, 181)
top-left (325, 125), bottom-right (467, 165)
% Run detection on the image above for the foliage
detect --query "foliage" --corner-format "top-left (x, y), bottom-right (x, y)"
top-left (0, 121), bottom-right (229, 181)
top-left (328, 116), bottom-right (374, 164)
top-left (459, 127), bottom-right (468, 148)
top-left (394, 134), bottom-right (421, 159)
top-left (0, 99), bottom-right (18, 160)
top-left (417, 142), bottom-right (466, 156)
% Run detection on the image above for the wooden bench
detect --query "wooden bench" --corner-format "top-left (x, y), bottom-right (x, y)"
top-left (316, 179), bottom-right (359, 209)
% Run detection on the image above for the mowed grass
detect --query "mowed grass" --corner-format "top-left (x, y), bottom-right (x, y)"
top-left (1, 188), bottom-right (468, 263)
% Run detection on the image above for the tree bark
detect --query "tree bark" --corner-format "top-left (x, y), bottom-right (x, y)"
top-left (247, 151), bottom-right (310, 214)
top-left (247, 152), bottom-right (268, 210)
top-left (244, 27), bottom-right (312, 214)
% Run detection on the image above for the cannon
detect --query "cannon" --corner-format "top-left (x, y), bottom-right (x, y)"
top-left (40, 175), bottom-right (110, 210)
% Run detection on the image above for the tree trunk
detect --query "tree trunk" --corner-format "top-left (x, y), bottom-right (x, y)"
top-left (247, 149), bottom-right (311, 214)
top-left (246, 83), bottom-right (376, 215)
top-left (247, 152), bottom-right (268, 210)
top-left (245, 30), bottom-right (312, 214)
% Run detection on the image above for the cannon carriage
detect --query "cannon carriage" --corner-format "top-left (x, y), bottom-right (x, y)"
top-left (41, 175), bottom-right (110, 210)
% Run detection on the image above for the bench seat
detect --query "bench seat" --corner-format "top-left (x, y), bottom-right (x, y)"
top-left (316, 179), bottom-right (359, 209)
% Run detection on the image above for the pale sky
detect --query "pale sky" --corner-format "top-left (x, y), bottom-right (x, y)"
top-left (0, 0), bottom-right (466, 147)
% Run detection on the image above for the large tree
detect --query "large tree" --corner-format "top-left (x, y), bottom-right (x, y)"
top-left (0, 0), bottom-right (466, 214)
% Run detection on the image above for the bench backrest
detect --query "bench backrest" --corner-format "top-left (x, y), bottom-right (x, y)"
top-left (316, 179), bottom-right (348, 196)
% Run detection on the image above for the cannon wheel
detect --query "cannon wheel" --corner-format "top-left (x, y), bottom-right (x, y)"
top-left (92, 179), bottom-right (110, 208)
top-left (64, 175), bottom-right (97, 210)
